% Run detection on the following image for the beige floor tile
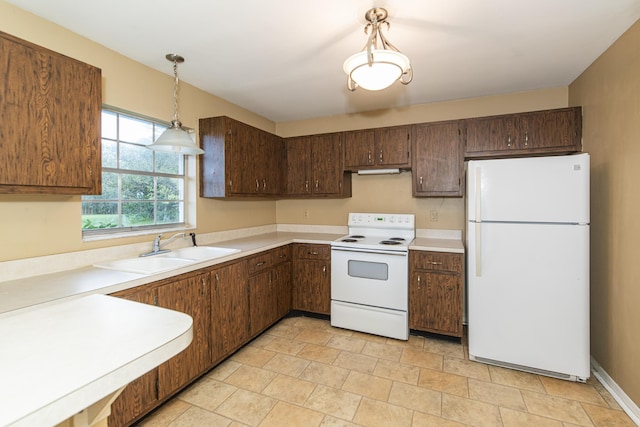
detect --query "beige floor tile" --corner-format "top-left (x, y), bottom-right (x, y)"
top-left (295, 328), bottom-right (334, 345)
top-left (262, 352), bottom-right (311, 377)
top-left (230, 346), bottom-right (276, 368)
top-left (412, 411), bottom-right (467, 427)
top-left (326, 334), bottom-right (367, 353)
top-left (178, 378), bottom-right (237, 412)
top-left (540, 376), bottom-right (608, 406)
top-left (264, 323), bottom-right (303, 339)
top-left (581, 403), bottom-right (637, 427)
top-left (386, 334), bottom-right (425, 350)
top-left (215, 389), bottom-right (277, 426)
top-left (206, 360), bottom-right (242, 381)
top-left (593, 383), bottom-right (623, 410)
top-left (224, 365), bottom-right (277, 393)
top-left (373, 359), bottom-right (421, 384)
top-left (167, 406), bottom-right (232, 427)
top-left (423, 337), bottom-right (465, 358)
top-left (352, 397), bottom-right (413, 427)
top-left (259, 401), bottom-right (324, 427)
top-left (341, 370), bottom-right (393, 401)
top-left (400, 348), bottom-right (444, 371)
top-left (488, 365), bottom-right (545, 393)
top-left (441, 393), bottom-right (502, 427)
top-left (325, 325), bottom-right (356, 336)
top-left (300, 361), bottom-right (350, 388)
top-left (263, 336), bottom-right (307, 355)
top-left (304, 384), bottom-right (362, 421)
top-left (248, 333), bottom-right (276, 349)
top-left (332, 350), bottom-right (378, 374)
top-left (361, 341), bottom-right (403, 361)
top-left (319, 415), bottom-right (360, 426)
top-left (298, 343), bottom-right (341, 364)
top-left (261, 374), bottom-right (317, 405)
top-left (352, 331), bottom-right (389, 343)
top-left (387, 381), bottom-right (441, 415)
top-left (137, 399), bottom-right (191, 426)
top-left (227, 422), bottom-right (248, 427)
top-left (293, 316), bottom-right (332, 330)
top-left (444, 356), bottom-right (491, 381)
top-left (521, 390), bottom-right (594, 426)
top-left (468, 378), bottom-right (526, 411)
top-left (499, 407), bottom-right (563, 427)
top-left (418, 368), bottom-right (469, 397)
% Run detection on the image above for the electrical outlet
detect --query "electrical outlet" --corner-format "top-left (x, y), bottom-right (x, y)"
top-left (303, 209), bottom-right (310, 219)
top-left (430, 211), bottom-right (438, 221)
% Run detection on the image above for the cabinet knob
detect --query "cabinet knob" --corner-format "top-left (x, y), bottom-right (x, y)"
top-left (368, 150), bottom-right (372, 163)
top-left (417, 275), bottom-right (421, 289)
top-left (379, 151), bottom-right (383, 163)
top-left (263, 179), bottom-right (266, 191)
top-left (419, 176), bottom-right (423, 188)
top-left (524, 131), bottom-right (529, 146)
top-left (305, 180), bottom-right (309, 192)
top-left (256, 261), bottom-right (266, 267)
top-left (507, 135), bottom-right (512, 147)
top-left (322, 265), bottom-right (327, 274)
top-left (315, 180), bottom-right (319, 192)
top-left (255, 179), bottom-right (259, 191)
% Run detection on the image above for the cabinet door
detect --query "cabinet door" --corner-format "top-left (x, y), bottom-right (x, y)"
top-left (211, 261), bottom-right (249, 364)
top-left (0, 32), bottom-right (101, 195)
top-left (108, 287), bottom-right (158, 427)
top-left (410, 271), bottom-right (462, 336)
top-left (285, 136), bottom-right (312, 195)
top-left (263, 133), bottom-right (284, 195)
top-left (294, 259), bottom-right (330, 315)
top-left (376, 126), bottom-right (411, 168)
top-left (274, 262), bottom-right (292, 318)
top-left (249, 270), bottom-right (279, 336)
top-left (465, 115), bottom-right (518, 155)
top-left (412, 121), bottom-right (464, 197)
top-left (344, 129), bottom-right (375, 169)
top-left (522, 108), bottom-right (582, 152)
top-left (156, 272), bottom-right (211, 399)
top-left (311, 133), bottom-right (343, 195)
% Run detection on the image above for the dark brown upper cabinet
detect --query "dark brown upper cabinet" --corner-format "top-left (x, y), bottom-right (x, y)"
top-left (344, 125), bottom-right (411, 171)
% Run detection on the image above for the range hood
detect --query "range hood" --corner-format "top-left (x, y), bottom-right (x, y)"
top-left (357, 169), bottom-right (401, 175)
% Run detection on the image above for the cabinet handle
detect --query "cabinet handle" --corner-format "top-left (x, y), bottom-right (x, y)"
top-left (419, 176), bottom-right (423, 189)
top-left (429, 261), bottom-right (443, 265)
top-left (507, 135), bottom-right (512, 147)
top-left (309, 251), bottom-right (318, 255)
top-left (417, 275), bottom-right (421, 289)
top-left (524, 131), bottom-right (529, 147)
top-left (255, 179), bottom-right (259, 191)
top-left (263, 179), bottom-right (266, 191)
top-left (322, 265), bottom-right (327, 274)
top-left (229, 179), bottom-right (233, 189)
top-left (255, 261), bottom-right (266, 267)
top-left (214, 273), bottom-right (219, 290)
top-left (368, 150), bottom-right (372, 164)
top-left (379, 151), bottom-right (383, 163)
top-left (315, 180), bottom-right (319, 192)
top-left (305, 180), bottom-right (309, 192)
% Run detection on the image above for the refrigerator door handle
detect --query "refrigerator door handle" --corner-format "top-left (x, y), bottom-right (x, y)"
top-left (475, 167), bottom-right (482, 222)
top-left (475, 222), bottom-right (482, 277)
top-left (475, 167), bottom-right (482, 276)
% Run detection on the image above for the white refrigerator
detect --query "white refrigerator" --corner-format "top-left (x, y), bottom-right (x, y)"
top-left (467, 153), bottom-right (590, 382)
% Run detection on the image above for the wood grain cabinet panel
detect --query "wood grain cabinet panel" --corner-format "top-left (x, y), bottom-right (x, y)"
top-left (412, 121), bottom-right (464, 197)
top-left (293, 243), bottom-right (331, 315)
top-left (0, 31), bottom-right (101, 194)
top-left (344, 125), bottom-right (411, 170)
top-left (409, 250), bottom-right (463, 337)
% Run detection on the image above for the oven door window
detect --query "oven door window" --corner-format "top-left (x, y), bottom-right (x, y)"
top-left (348, 260), bottom-right (388, 281)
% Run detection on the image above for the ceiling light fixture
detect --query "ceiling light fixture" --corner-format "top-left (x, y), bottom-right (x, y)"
top-left (148, 54), bottom-right (204, 155)
top-left (343, 8), bottom-right (413, 92)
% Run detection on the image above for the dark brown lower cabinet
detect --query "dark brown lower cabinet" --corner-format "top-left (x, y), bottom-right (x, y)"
top-left (292, 244), bottom-right (331, 315)
top-left (409, 250), bottom-right (463, 338)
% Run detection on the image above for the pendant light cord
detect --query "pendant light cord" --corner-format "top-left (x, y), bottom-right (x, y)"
top-left (172, 59), bottom-right (180, 123)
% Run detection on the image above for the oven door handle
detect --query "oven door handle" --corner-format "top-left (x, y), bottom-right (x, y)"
top-left (330, 247), bottom-right (408, 256)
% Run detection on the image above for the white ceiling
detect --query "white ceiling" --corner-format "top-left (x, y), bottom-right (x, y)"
top-left (7, 0), bottom-right (640, 122)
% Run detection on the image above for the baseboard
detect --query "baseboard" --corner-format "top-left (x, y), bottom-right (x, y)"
top-left (591, 357), bottom-right (640, 425)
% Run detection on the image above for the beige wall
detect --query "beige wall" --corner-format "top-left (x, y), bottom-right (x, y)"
top-left (569, 19), bottom-right (640, 405)
top-left (0, 1), bottom-right (277, 261)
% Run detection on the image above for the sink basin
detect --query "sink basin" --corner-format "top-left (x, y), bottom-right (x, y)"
top-left (94, 256), bottom-right (195, 275)
top-left (168, 246), bottom-right (240, 261)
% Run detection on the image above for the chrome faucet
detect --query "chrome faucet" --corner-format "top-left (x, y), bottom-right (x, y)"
top-left (140, 232), bottom-right (186, 257)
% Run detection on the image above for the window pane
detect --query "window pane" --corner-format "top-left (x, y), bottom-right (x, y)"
top-left (119, 114), bottom-right (153, 145)
top-left (81, 202), bottom-right (118, 229)
top-left (122, 202), bottom-right (154, 226)
top-left (102, 110), bottom-right (117, 140)
top-left (122, 174), bottom-right (154, 200)
top-left (156, 151), bottom-right (184, 174)
top-left (120, 142), bottom-right (153, 172)
top-left (102, 139), bottom-right (117, 169)
top-left (83, 172), bottom-right (118, 200)
top-left (157, 202), bottom-right (182, 224)
top-left (157, 177), bottom-right (183, 201)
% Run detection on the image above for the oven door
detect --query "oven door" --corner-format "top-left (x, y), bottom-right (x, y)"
top-left (330, 246), bottom-right (408, 311)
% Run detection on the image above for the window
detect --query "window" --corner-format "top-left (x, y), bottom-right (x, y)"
top-left (82, 108), bottom-right (187, 236)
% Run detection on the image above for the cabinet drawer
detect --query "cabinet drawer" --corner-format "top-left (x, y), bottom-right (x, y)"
top-left (411, 251), bottom-right (462, 273)
top-left (247, 252), bottom-right (272, 275)
top-left (271, 245), bottom-right (291, 265)
top-left (294, 244), bottom-right (330, 260)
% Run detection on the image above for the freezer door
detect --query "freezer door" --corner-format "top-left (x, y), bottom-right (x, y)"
top-left (467, 222), bottom-right (590, 379)
top-left (467, 154), bottom-right (589, 224)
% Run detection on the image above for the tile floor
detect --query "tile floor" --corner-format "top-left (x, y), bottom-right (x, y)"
top-left (138, 316), bottom-right (636, 427)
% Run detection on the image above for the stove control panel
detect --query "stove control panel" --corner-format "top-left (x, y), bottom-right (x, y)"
top-left (348, 213), bottom-right (415, 229)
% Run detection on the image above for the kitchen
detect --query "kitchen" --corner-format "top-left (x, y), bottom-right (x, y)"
top-left (1, 1), bottom-right (640, 426)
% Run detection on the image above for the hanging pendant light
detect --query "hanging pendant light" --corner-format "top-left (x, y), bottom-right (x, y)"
top-left (343, 8), bottom-right (413, 92)
top-left (148, 54), bottom-right (204, 155)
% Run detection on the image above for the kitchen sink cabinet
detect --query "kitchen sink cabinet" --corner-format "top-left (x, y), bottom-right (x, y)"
top-left (293, 244), bottom-right (331, 315)
top-left (464, 107), bottom-right (582, 158)
top-left (199, 116), bottom-right (283, 197)
top-left (284, 133), bottom-right (352, 198)
top-left (344, 125), bottom-right (411, 170)
top-left (409, 250), bottom-right (463, 338)
top-left (210, 260), bottom-right (250, 365)
top-left (0, 31), bottom-right (101, 195)
top-left (412, 121), bottom-right (464, 197)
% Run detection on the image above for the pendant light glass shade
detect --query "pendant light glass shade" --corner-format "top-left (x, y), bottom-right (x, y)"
top-left (148, 54), bottom-right (204, 155)
top-left (344, 8), bottom-right (413, 92)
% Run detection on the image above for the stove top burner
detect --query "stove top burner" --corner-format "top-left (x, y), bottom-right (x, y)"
top-left (349, 235), bottom-right (365, 239)
top-left (389, 237), bottom-right (406, 241)
top-left (341, 238), bottom-right (358, 242)
top-left (380, 240), bottom-right (402, 245)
